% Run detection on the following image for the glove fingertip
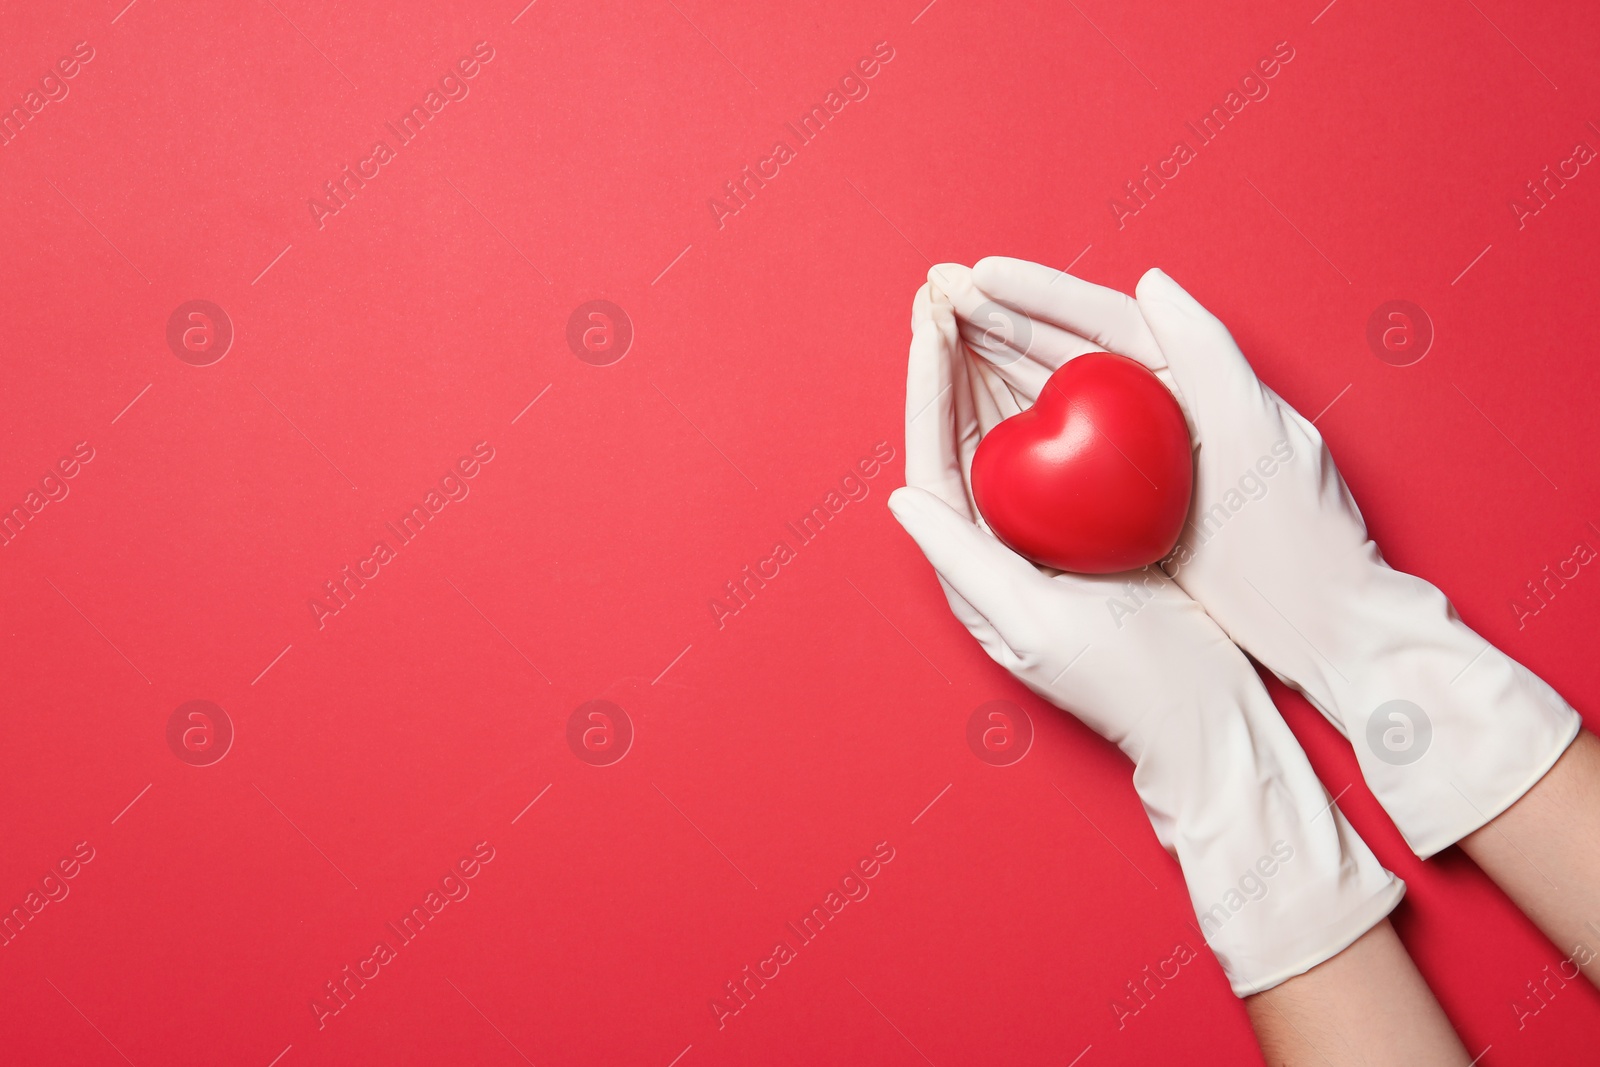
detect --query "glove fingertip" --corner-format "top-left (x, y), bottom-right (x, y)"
top-left (888, 484), bottom-right (938, 526)
top-left (887, 484), bottom-right (916, 517)
top-left (972, 255), bottom-right (1021, 288)
top-left (928, 262), bottom-right (970, 294)
top-left (1135, 267), bottom-right (1178, 303)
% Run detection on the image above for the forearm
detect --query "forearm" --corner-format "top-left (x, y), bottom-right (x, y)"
top-left (1458, 728), bottom-right (1600, 986)
top-left (1244, 920), bottom-right (1468, 1067)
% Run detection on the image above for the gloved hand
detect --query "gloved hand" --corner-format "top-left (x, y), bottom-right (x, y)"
top-left (890, 277), bottom-right (1403, 995)
top-left (951, 256), bottom-right (1582, 858)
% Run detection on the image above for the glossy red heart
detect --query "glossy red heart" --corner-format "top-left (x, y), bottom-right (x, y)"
top-left (971, 352), bottom-right (1193, 574)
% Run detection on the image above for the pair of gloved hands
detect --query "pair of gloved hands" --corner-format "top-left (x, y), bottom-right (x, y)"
top-left (890, 258), bottom-right (1580, 994)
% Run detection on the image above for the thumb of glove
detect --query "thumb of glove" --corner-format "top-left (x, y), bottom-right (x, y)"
top-left (888, 486), bottom-right (1042, 640)
top-left (1134, 268), bottom-right (1262, 427)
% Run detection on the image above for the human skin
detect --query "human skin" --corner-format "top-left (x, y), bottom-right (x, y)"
top-left (1244, 919), bottom-right (1470, 1066)
top-left (1244, 731), bottom-right (1600, 1063)
top-left (1458, 729), bottom-right (1600, 987)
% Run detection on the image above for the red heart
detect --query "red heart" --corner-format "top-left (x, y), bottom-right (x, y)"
top-left (971, 352), bottom-right (1193, 574)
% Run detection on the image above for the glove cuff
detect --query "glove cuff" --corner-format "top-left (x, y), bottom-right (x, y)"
top-left (1130, 662), bottom-right (1404, 995)
top-left (1318, 563), bottom-right (1583, 856)
top-left (1220, 875), bottom-right (1406, 996)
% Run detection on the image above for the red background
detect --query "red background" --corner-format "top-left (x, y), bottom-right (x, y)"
top-left (3, 1), bottom-right (1598, 1063)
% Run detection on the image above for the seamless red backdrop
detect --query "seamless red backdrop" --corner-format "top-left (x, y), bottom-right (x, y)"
top-left (2, 1), bottom-right (1598, 1064)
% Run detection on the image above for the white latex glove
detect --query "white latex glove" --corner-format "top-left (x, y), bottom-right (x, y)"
top-left (890, 278), bottom-right (1403, 995)
top-left (956, 256), bottom-right (1582, 858)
